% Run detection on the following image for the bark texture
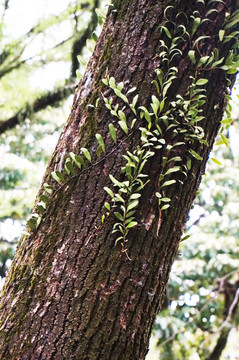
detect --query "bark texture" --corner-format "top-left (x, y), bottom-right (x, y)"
top-left (0, 0), bottom-right (238, 359)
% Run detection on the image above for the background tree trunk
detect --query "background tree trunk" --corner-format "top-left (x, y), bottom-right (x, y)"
top-left (0, 0), bottom-right (237, 359)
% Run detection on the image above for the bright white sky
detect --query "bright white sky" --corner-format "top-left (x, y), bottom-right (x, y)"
top-left (2, 0), bottom-right (75, 88)
top-left (4, 0), bottom-right (71, 37)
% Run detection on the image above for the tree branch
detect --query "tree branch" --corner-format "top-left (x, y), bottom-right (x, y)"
top-left (0, 1), bottom-right (100, 135)
top-left (0, 36), bottom-right (74, 79)
top-left (70, 0), bottom-right (100, 77)
top-left (206, 327), bottom-right (231, 360)
top-left (0, 83), bottom-right (75, 135)
top-left (205, 279), bottom-right (239, 360)
top-left (0, 2), bottom-right (93, 79)
top-left (0, 237), bottom-right (17, 245)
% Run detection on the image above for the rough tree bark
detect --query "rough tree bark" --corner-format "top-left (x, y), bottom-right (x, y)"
top-left (0, 0), bottom-right (238, 359)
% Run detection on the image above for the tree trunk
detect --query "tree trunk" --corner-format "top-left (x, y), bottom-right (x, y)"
top-left (207, 279), bottom-right (239, 360)
top-left (207, 327), bottom-right (231, 360)
top-left (0, 0), bottom-right (238, 359)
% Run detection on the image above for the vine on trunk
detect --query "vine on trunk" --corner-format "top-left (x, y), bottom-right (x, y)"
top-left (24, 0), bottom-right (239, 259)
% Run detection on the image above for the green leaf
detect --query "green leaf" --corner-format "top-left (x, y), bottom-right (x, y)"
top-left (161, 25), bottom-right (172, 39)
top-left (37, 202), bottom-right (46, 214)
top-left (221, 118), bottom-right (232, 125)
top-left (161, 179), bottom-right (176, 188)
top-left (192, 17), bottom-right (201, 36)
top-left (120, 205), bottom-right (126, 214)
top-left (95, 134), bottom-right (105, 153)
top-left (104, 187), bottom-right (114, 198)
top-left (152, 80), bottom-right (160, 94)
top-left (144, 109), bottom-right (151, 123)
top-left (196, 78), bottom-right (208, 85)
top-left (104, 202), bottom-right (111, 211)
top-left (43, 183), bottom-right (53, 195)
top-left (77, 55), bottom-right (87, 67)
top-left (109, 123), bottom-right (117, 144)
top-left (126, 221), bottom-right (138, 229)
top-left (118, 121), bottom-right (128, 134)
top-left (211, 57), bottom-right (225, 68)
top-left (161, 204), bottom-right (170, 210)
top-left (215, 139), bottom-right (224, 146)
top-left (115, 236), bottom-right (124, 245)
top-left (115, 193), bottom-right (125, 203)
top-left (193, 35), bottom-right (210, 47)
top-left (164, 166), bottom-right (181, 176)
top-left (162, 82), bottom-right (171, 98)
top-left (206, 8), bottom-right (218, 16)
top-left (125, 216), bottom-right (135, 225)
top-left (200, 139), bottom-right (209, 146)
top-left (220, 134), bottom-right (229, 147)
top-left (127, 87), bottom-right (137, 94)
top-left (119, 93), bottom-right (129, 103)
top-left (161, 197), bottom-right (171, 203)
top-left (227, 68), bottom-right (238, 74)
top-left (27, 216), bottom-right (38, 231)
top-left (109, 77), bottom-right (116, 89)
top-left (188, 149), bottom-right (203, 160)
top-left (51, 171), bottom-right (64, 184)
top-left (40, 194), bottom-right (49, 203)
top-left (27, 219), bottom-right (36, 231)
top-left (117, 82), bottom-right (124, 91)
top-left (224, 11), bottom-right (239, 29)
top-left (95, 7), bottom-right (107, 20)
top-left (102, 78), bottom-right (109, 86)
top-left (125, 210), bottom-right (135, 219)
top-left (220, 65), bottom-right (230, 71)
top-left (172, 142), bottom-right (185, 147)
top-left (76, 69), bottom-right (82, 80)
top-left (96, 145), bottom-right (104, 159)
top-left (131, 118), bottom-right (137, 129)
top-left (65, 158), bottom-right (74, 175)
top-left (151, 95), bottom-right (160, 116)
top-left (129, 193), bottom-right (141, 200)
top-left (186, 157), bottom-right (192, 170)
top-left (197, 55), bottom-right (210, 68)
top-left (109, 174), bottom-right (122, 187)
top-left (81, 147), bottom-right (92, 163)
top-left (167, 156), bottom-right (182, 163)
top-left (181, 234), bottom-right (191, 242)
top-left (118, 110), bottom-right (126, 123)
top-left (92, 32), bottom-right (98, 42)
top-left (211, 158), bottom-right (222, 166)
top-left (114, 212), bottom-right (124, 221)
top-left (114, 88), bottom-right (128, 103)
top-left (139, 106), bottom-right (151, 123)
top-left (127, 200), bottom-right (139, 212)
top-left (188, 50), bottom-right (196, 64)
top-left (70, 152), bottom-right (85, 169)
top-left (132, 94), bottom-right (139, 108)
